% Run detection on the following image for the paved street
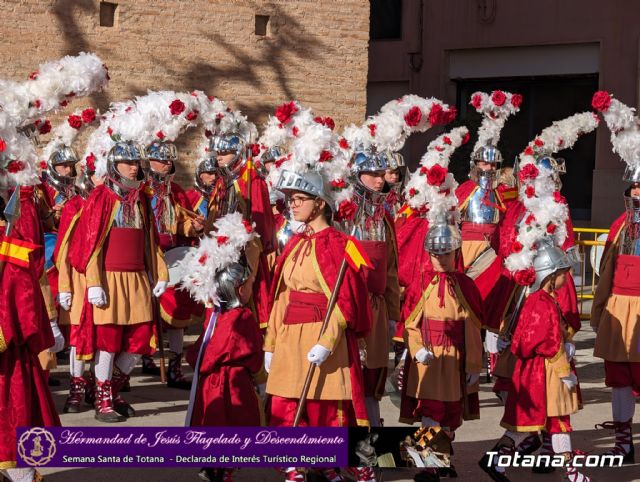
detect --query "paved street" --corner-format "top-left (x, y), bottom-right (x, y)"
top-left (40, 328), bottom-right (639, 482)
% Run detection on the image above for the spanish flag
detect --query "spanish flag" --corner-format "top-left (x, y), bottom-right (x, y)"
top-left (240, 158), bottom-right (254, 184)
top-left (344, 236), bottom-right (374, 271)
top-left (0, 236), bottom-right (38, 268)
top-left (397, 204), bottom-right (414, 217)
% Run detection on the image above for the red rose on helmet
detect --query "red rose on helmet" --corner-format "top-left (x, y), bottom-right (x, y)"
top-left (275, 101), bottom-right (298, 124)
top-left (514, 267), bottom-right (536, 286)
top-left (409, 188), bottom-right (418, 197)
top-left (553, 191), bottom-right (565, 204)
top-left (523, 146), bottom-right (534, 156)
top-left (59, 100), bottom-right (69, 107)
top-left (427, 164), bottom-right (447, 186)
top-left (511, 94), bottom-right (523, 108)
top-left (186, 111), bottom-right (198, 121)
top-left (428, 104), bottom-right (443, 125)
top-left (198, 254), bottom-right (208, 265)
top-left (38, 160), bottom-right (47, 170)
top-left (68, 115), bottom-right (83, 129)
top-left (534, 138), bottom-right (544, 147)
top-left (404, 106), bottom-right (422, 127)
top-left (314, 116), bottom-right (335, 130)
top-left (216, 236), bottom-right (229, 246)
top-left (0, 138), bottom-right (5, 152)
top-left (38, 120), bottom-right (51, 134)
top-left (331, 179), bottom-right (346, 189)
top-left (156, 130), bottom-right (165, 140)
top-left (525, 214), bottom-right (536, 225)
top-left (242, 219), bottom-right (254, 233)
top-left (319, 150), bottom-right (333, 163)
top-left (81, 108), bottom-right (96, 124)
top-left (86, 153), bottom-right (96, 171)
top-left (419, 166), bottom-right (428, 175)
top-left (336, 200), bottom-right (357, 222)
top-left (511, 241), bottom-right (524, 253)
top-left (546, 223), bottom-right (557, 234)
top-left (169, 99), bottom-right (186, 116)
top-left (462, 132), bottom-right (470, 144)
top-left (591, 91), bottom-right (612, 112)
top-left (33, 99), bottom-right (41, 109)
top-left (471, 94), bottom-right (483, 110)
top-left (107, 127), bottom-right (114, 136)
top-left (443, 136), bottom-right (452, 145)
top-left (517, 164), bottom-right (539, 182)
top-left (443, 107), bottom-right (457, 124)
top-left (491, 90), bottom-right (507, 106)
top-left (28, 71), bottom-right (38, 80)
top-left (339, 138), bottom-right (349, 150)
top-left (525, 185), bottom-right (536, 198)
top-left (6, 161), bottom-right (25, 173)
top-left (368, 123), bottom-right (376, 136)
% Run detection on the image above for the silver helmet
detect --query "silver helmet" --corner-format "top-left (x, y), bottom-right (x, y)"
top-left (424, 215), bottom-right (462, 255)
top-left (45, 146), bottom-right (79, 197)
top-left (75, 170), bottom-right (95, 199)
top-left (535, 155), bottom-right (566, 189)
top-left (386, 152), bottom-right (407, 188)
top-left (351, 149), bottom-right (390, 205)
top-left (470, 145), bottom-right (502, 188)
top-left (623, 164), bottom-right (640, 183)
top-left (275, 169), bottom-right (333, 210)
top-left (194, 156), bottom-right (219, 197)
top-left (106, 141), bottom-right (146, 191)
top-left (215, 256), bottom-right (251, 312)
top-left (257, 146), bottom-right (282, 177)
top-left (530, 237), bottom-right (571, 292)
top-left (145, 141), bottom-right (177, 181)
top-left (209, 133), bottom-right (248, 181)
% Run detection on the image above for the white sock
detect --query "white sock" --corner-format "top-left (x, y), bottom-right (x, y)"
top-left (551, 433), bottom-right (572, 454)
top-left (94, 350), bottom-right (115, 382)
top-left (612, 386), bottom-right (636, 422)
top-left (5, 468), bottom-right (35, 482)
top-left (421, 416), bottom-right (440, 428)
top-left (116, 352), bottom-right (141, 375)
top-left (365, 397), bottom-right (381, 427)
top-left (167, 328), bottom-right (184, 354)
top-left (69, 346), bottom-right (85, 378)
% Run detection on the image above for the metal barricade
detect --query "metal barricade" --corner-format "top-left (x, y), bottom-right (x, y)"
top-left (573, 227), bottom-right (609, 320)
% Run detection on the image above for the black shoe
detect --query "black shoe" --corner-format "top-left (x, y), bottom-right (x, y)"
top-left (141, 355), bottom-right (161, 376)
top-left (48, 377), bottom-right (61, 387)
top-left (478, 453), bottom-right (510, 482)
top-left (113, 398), bottom-right (135, 418)
top-left (414, 469), bottom-right (440, 482)
top-left (437, 464), bottom-right (457, 478)
top-left (517, 435), bottom-right (541, 456)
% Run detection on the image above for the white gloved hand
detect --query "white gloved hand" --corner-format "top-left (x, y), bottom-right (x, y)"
top-left (264, 352), bottom-right (273, 373)
top-left (58, 292), bottom-right (72, 311)
top-left (307, 344), bottom-right (331, 366)
top-left (88, 286), bottom-right (107, 307)
top-left (564, 342), bottom-right (576, 362)
top-left (359, 348), bottom-right (367, 364)
top-left (497, 337), bottom-right (511, 352)
top-left (466, 373), bottom-right (480, 386)
top-left (561, 373), bottom-right (578, 391)
top-left (49, 319), bottom-right (65, 353)
top-left (485, 331), bottom-right (499, 354)
top-left (153, 280), bottom-right (168, 297)
top-left (415, 347), bottom-right (434, 365)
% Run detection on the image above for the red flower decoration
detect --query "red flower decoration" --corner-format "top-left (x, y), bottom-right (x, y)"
top-left (462, 132), bottom-right (470, 144)
top-left (156, 131), bottom-right (165, 140)
top-left (547, 223), bottom-right (557, 234)
top-left (314, 116), bottom-right (335, 130)
top-left (28, 71), bottom-right (38, 81)
top-left (427, 164), bottom-right (447, 186)
top-left (186, 111), bottom-right (198, 121)
top-left (318, 150), bottom-right (333, 163)
top-left (59, 100), bottom-right (68, 107)
top-left (517, 164), bottom-right (539, 183)
top-left (0, 138), bottom-right (5, 152)
top-left (523, 146), bottom-right (534, 156)
top-left (38, 160), bottom-right (47, 170)
top-left (275, 102), bottom-right (298, 124)
top-left (38, 120), bottom-right (51, 134)
top-left (81, 108), bottom-right (96, 124)
top-left (68, 115), bottom-right (83, 129)
top-left (339, 138), bottom-right (349, 150)
top-left (470, 94), bottom-right (483, 110)
top-left (443, 107), bottom-right (457, 124)
top-left (335, 200), bottom-right (357, 222)
top-left (242, 219), bottom-right (253, 233)
top-left (368, 124), bottom-right (376, 136)
top-left (511, 94), bottom-right (523, 108)
top-left (169, 99), bottom-right (186, 116)
top-left (33, 99), bottom-right (41, 109)
top-left (443, 136), bottom-right (452, 145)
top-left (250, 144), bottom-right (261, 157)
top-left (511, 241), bottom-right (524, 253)
top-left (198, 254), bottom-right (208, 265)
top-left (331, 179), bottom-right (346, 189)
top-left (435, 146), bottom-right (445, 152)
top-left (292, 126), bottom-right (299, 137)
top-left (107, 127), bottom-right (114, 136)
top-left (216, 236), bottom-right (229, 246)
top-left (6, 160), bottom-right (25, 173)
top-left (514, 268), bottom-right (536, 287)
top-left (534, 138), bottom-right (544, 147)
top-left (553, 191), bottom-right (565, 204)
top-left (419, 166), bottom-right (428, 175)
top-left (86, 153), bottom-right (96, 171)
top-left (409, 188), bottom-right (418, 197)
top-left (525, 214), bottom-right (536, 225)
top-left (591, 91), bottom-right (612, 112)
top-left (525, 185), bottom-right (536, 198)
top-left (404, 106), bottom-right (422, 127)
top-left (491, 90), bottom-right (507, 106)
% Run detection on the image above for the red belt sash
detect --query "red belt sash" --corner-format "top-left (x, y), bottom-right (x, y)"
top-left (158, 233), bottom-right (177, 251)
top-left (104, 227), bottom-right (145, 272)
top-left (283, 291), bottom-right (328, 325)
top-left (420, 318), bottom-right (464, 349)
top-left (461, 222), bottom-right (497, 241)
top-left (361, 240), bottom-right (387, 295)
top-left (612, 254), bottom-right (640, 296)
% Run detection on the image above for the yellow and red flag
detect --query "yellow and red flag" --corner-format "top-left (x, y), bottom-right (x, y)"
top-left (344, 236), bottom-right (374, 271)
top-left (0, 235), bottom-right (39, 268)
top-left (240, 158), bottom-right (254, 185)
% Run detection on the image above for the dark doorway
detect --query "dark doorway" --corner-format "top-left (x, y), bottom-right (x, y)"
top-left (450, 75), bottom-right (598, 221)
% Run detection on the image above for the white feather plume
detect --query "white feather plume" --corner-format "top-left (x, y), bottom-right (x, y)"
top-left (470, 90), bottom-right (522, 154)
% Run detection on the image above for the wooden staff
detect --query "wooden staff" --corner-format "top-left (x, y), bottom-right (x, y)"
top-left (153, 297), bottom-right (167, 383)
top-left (0, 188), bottom-right (21, 278)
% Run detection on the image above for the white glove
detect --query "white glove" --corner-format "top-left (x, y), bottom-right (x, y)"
top-left (88, 286), bottom-right (107, 307)
top-left (153, 280), bottom-right (168, 297)
top-left (359, 349), bottom-right (367, 364)
top-left (415, 347), bottom-right (434, 365)
top-left (485, 331), bottom-right (499, 354)
top-left (564, 342), bottom-right (576, 362)
top-left (49, 319), bottom-right (65, 353)
top-left (58, 292), bottom-right (72, 311)
top-left (264, 352), bottom-right (273, 373)
top-left (561, 373), bottom-right (578, 391)
top-left (400, 348), bottom-right (408, 361)
top-left (307, 344), bottom-right (331, 366)
top-left (466, 373), bottom-right (480, 386)
top-left (497, 337), bottom-right (511, 352)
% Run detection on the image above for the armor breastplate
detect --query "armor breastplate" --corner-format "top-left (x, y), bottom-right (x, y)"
top-left (619, 196), bottom-right (640, 256)
top-left (277, 216), bottom-right (296, 253)
top-left (463, 185), bottom-right (500, 224)
top-left (343, 185), bottom-right (387, 242)
top-left (216, 181), bottom-right (241, 218)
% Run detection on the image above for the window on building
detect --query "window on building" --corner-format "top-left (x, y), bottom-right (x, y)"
top-left (255, 15), bottom-right (270, 36)
top-left (370, 0), bottom-right (402, 40)
top-left (100, 2), bottom-right (118, 27)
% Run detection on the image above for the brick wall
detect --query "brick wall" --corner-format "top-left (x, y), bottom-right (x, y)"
top-left (0, 0), bottom-right (370, 184)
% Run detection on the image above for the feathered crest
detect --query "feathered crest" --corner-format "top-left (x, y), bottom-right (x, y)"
top-left (591, 90), bottom-right (640, 172)
top-left (42, 107), bottom-right (99, 168)
top-left (0, 111), bottom-right (40, 187)
top-left (469, 90), bottom-right (522, 154)
top-left (404, 126), bottom-right (469, 224)
top-left (504, 112), bottom-right (599, 281)
top-left (176, 212), bottom-right (258, 307)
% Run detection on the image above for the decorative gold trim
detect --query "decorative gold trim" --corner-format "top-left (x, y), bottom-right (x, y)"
top-left (0, 326), bottom-right (7, 353)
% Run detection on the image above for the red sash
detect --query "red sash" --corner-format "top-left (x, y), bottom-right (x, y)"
top-left (361, 240), bottom-right (387, 295)
top-left (612, 254), bottom-right (640, 296)
top-left (104, 228), bottom-right (145, 272)
top-left (420, 318), bottom-right (465, 349)
top-left (461, 222), bottom-right (497, 241)
top-left (158, 233), bottom-right (177, 251)
top-left (283, 291), bottom-right (328, 325)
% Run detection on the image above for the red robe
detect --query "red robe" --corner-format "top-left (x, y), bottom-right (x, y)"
top-left (52, 194), bottom-right (84, 265)
top-left (0, 189), bottom-right (60, 468)
top-left (270, 227), bottom-right (372, 425)
top-left (501, 290), bottom-right (570, 430)
top-left (187, 307), bottom-right (264, 426)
